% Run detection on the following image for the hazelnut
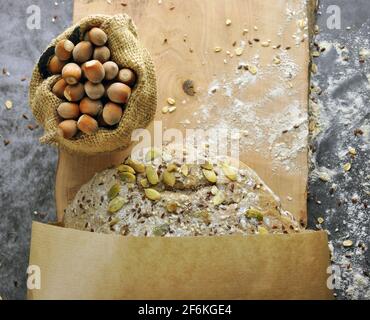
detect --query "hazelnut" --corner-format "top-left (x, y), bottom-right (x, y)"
top-left (72, 41), bottom-right (93, 64)
top-left (64, 83), bottom-right (85, 102)
top-left (102, 102), bottom-right (123, 126)
top-left (52, 78), bottom-right (68, 99)
top-left (106, 82), bottom-right (131, 104)
top-left (103, 61), bottom-right (119, 80)
top-left (79, 97), bottom-right (103, 116)
top-left (48, 56), bottom-right (67, 75)
top-left (77, 114), bottom-right (98, 135)
top-left (57, 102), bottom-right (80, 119)
top-left (83, 60), bottom-right (105, 83)
top-left (84, 81), bottom-right (105, 100)
top-left (117, 68), bottom-right (136, 87)
top-left (83, 32), bottom-right (90, 41)
top-left (57, 120), bottom-right (78, 139)
top-left (55, 39), bottom-right (75, 61)
top-left (93, 46), bottom-right (111, 63)
top-left (97, 110), bottom-right (108, 127)
top-left (88, 27), bottom-right (108, 46)
top-left (62, 63), bottom-right (82, 85)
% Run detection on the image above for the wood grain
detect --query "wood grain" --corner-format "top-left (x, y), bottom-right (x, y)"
top-left (56, 0), bottom-right (310, 222)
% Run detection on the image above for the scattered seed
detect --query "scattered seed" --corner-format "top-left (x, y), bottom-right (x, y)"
top-left (317, 217), bottom-right (324, 224)
top-left (343, 240), bottom-right (353, 247)
top-left (343, 163), bottom-right (352, 172)
top-left (214, 46), bottom-right (222, 53)
top-left (273, 56), bottom-right (281, 64)
top-left (234, 47), bottom-right (244, 56)
top-left (311, 63), bottom-right (318, 74)
top-left (3, 139), bottom-right (10, 146)
top-left (182, 79), bottom-right (195, 96)
top-left (4, 100), bottom-right (12, 110)
top-left (348, 147), bottom-right (357, 156)
top-left (248, 65), bottom-right (258, 75)
top-left (242, 28), bottom-right (248, 35)
top-left (168, 106), bottom-right (176, 113)
top-left (261, 41), bottom-right (269, 47)
top-left (162, 106), bottom-right (169, 114)
top-left (225, 19), bottom-right (231, 26)
top-left (167, 97), bottom-right (176, 105)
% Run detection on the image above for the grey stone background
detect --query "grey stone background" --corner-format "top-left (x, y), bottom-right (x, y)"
top-left (0, 0), bottom-right (368, 299)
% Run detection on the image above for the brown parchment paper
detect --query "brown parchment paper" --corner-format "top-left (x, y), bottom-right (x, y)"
top-left (28, 222), bottom-right (333, 300)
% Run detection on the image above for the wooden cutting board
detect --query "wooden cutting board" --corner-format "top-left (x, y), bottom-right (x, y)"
top-left (56, 0), bottom-right (312, 222)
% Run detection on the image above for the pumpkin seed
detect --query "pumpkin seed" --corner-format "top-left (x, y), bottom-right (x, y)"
top-left (109, 217), bottom-right (120, 227)
top-left (214, 46), bottom-right (222, 52)
top-left (203, 169), bottom-right (217, 183)
top-left (343, 163), bottom-right (351, 172)
top-left (145, 188), bottom-right (161, 201)
top-left (246, 208), bottom-right (264, 221)
top-left (180, 164), bottom-right (189, 176)
top-left (108, 196), bottom-right (127, 213)
top-left (235, 47), bottom-right (244, 56)
top-left (163, 170), bottom-right (176, 187)
top-left (153, 224), bottom-right (169, 236)
top-left (117, 164), bottom-right (135, 174)
top-left (168, 106), bottom-right (176, 113)
top-left (167, 97), bottom-right (176, 105)
top-left (212, 190), bottom-right (225, 206)
top-left (140, 178), bottom-right (149, 188)
top-left (145, 148), bottom-right (161, 162)
top-left (119, 172), bottom-right (136, 183)
top-left (167, 163), bottom-right (178, 172)
top-left (343, 240), bottom-right (353, 247)
top-left (222, 164), bottom-right (237, 181)
top-left (146, 165), bottom-right (159, 185)
top-left (125, 158), bottom-right (145, 173)
top-left (166, 201), bottom-right (178, 213)
top-left (248, 65), bottom-right (258, 75)
top-left (311, 63), bottom-right (318, 74)
top-left (211, 185), bottom-right (218, 195)
top-left (4, 100), bottom-right (12, 110)
top-left (201, 161), bottom-right (213, 170)
top-left (193, 210), bottom-right (211, 224)
top-left (108, 183), bottom-right (120, 200)
top-left (258, 226), bottom-right (268, 235)
top-left (348, 147), bottom-right (356, 155)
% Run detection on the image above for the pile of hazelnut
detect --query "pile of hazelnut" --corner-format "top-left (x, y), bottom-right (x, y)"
top-left (48, 27), bottom-right (136, 139)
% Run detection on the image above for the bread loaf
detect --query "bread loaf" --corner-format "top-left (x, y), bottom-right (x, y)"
top-left (64, 148), bottom-right (303, 236)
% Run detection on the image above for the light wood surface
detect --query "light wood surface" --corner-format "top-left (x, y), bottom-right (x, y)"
top-left (56, 0), bottom-right (310, 222)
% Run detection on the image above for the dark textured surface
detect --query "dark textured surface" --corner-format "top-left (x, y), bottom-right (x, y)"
top-left (0, 0), bottom-right (368, 300)
top-left (0, 0), bottom-right (72, 300)
top-left (308, 0), bottom-right (369, 299)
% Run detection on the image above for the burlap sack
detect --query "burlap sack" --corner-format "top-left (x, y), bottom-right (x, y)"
top-left (29, 14), bottom-right (157, 154)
